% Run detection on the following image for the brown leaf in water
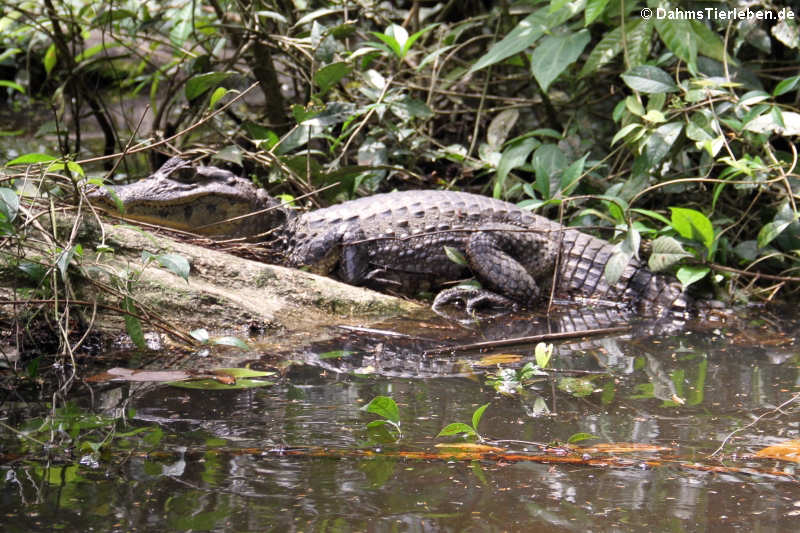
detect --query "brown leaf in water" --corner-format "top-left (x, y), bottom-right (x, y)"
top-left (755, 440), bottom-right (800, 463)
top-left (86, 367), bottom-right (197, 382)
top-left (474, 353), bottom-right (522, 366)
top-left (579, 443), bottom-right (673, 454)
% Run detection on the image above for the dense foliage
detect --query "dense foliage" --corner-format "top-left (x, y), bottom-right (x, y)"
top-left (1, 0), bottom-right (798, 314)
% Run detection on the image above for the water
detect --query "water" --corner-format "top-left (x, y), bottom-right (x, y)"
top-left (2, 307), bottom-right (798, 531)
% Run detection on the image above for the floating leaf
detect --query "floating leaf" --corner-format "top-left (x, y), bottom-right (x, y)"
top-left (558, 377), bottom-right (595, 397)
top-left (212, 336), bottom-right (250, 350)
top-left (190, 328), bottom-right (210, 343)
top-left (475, 353), bottom-right (522, 366)
top-left (581, 443), bottom-right (672, 453)
top-left (319, 349), bottom-right (356, 359)
top-left (754, 439), bottom-right (800, 463)
top-left (169, 377), bottom-right (274, 390)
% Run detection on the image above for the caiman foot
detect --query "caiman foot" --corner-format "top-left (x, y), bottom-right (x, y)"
top-left (432, 286), bottom-right (518, 317)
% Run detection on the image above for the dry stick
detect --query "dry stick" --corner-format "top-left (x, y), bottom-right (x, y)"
top-left (423, 325), bottom-right (631, 355)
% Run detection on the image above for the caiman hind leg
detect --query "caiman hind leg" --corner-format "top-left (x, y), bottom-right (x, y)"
top-left (433, 227), bottom-right (544, 313)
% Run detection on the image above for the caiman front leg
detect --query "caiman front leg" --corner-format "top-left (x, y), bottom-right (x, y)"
top-left (433, 227), bottom-right (544, 312)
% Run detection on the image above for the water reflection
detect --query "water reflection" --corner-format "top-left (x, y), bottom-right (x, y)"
top-left (1, 307), bottom-right (798, 531)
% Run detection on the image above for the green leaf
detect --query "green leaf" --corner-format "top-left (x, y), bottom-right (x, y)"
top-left (56, 245), bottom-right (79, 281)
top-left (689, 20), bottom-right (731, 65)
top-left (773, 75), bottom-right (800, 97)
top-left (44, 43), bottom-right (57, 75)
top-left (611, 123), bottom-right (643, 146)
top-left (190, 328), bottom-right (210, 343)
top-left (534, 342), bottom-right (553, 368)
top-left (185, 72), bottom-right (232, 101)
top-left (169, 378), bottom-right (274, 390)
top-left (580, 19), bottom-right (643, 77)
top-left (757, 219), bottom-right (793, 249)
top-left (584, 0), bottom-right (610, 25)
top-left (471, 403), bottom-right (489, 430)
top-left (646, 122), bottom-right (683, 164)
top-left (0, 80), bottom-right (25, 94)
top-left (669, 207), bottom-right (714, 251)
top-left (559, 153), bottom-right (587, 193)
top-left (621, 65), bottom-right (678, 94)
top-left (494, 138), bottom-right (537, 197)
top-left (470, 2), bottom-right (582, 73)
top-left (437, 423), bottom-right (477, 438)
top-left (655, 18), bottom-right (697, 71)
top-left (6, 153), bottom-right (57, 165)
top-left (215, 368), bottom-right (274, 378)
top-left (123, 297), bottom-right (147, 350)
top-left (627, 18), bottom-right (655, 67)
top-left (567, 432), bottom-right (599, 444)
top-left (444, 246), bottom-right (468, 266)
top-left (403, 23), bottom-right (439, 56)
top-left (211, 336), bottom-right (250, 350)
top-left (155, 253), bottom-right (190, 281)
top-left (314, 61), bottom-right (352, 95)
top-left (533, 143), bottom-right (567, 200)
top-left (208, 87), bottom-right (228, 109)
top-left (676, 265), bottom-right (709, 289)
top-left (362, 396), bottom-right (399, 423)
top-left (487, 109), bottom-right (520, 149)
top-left (0, 188), bottom-right (19, 222)
top-left (604, 229), bottom-right (639, 285)
top-left (530, 29), bottom-right (590, 91)
top-left (648, 236), bottom-right (692, 271)
top-left (319, 349), bottom-right (356, 359)
top-left (557, 377), bottom-right (594, 397)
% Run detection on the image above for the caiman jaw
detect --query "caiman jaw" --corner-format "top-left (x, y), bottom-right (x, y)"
top-left (88, 161), bottom-right (287, 238)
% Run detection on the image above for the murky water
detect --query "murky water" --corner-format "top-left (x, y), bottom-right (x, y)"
top-left (2, 306), bottom-right (799, 532)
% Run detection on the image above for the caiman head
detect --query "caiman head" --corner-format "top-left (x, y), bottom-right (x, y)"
top-left (89, 158), bottom-right (290, 239)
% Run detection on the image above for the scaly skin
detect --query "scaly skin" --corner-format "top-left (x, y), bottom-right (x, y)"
top-left (90, 159), bottom-right (689, 316)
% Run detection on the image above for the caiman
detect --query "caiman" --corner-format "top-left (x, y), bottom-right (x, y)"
top-left (89, 158), bottom-right (689, 317)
